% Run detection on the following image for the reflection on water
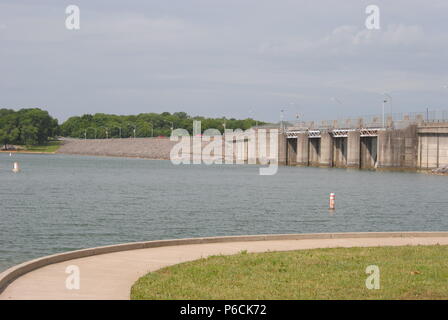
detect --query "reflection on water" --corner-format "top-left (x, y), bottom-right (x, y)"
top-left (0, 153), bottom-right (447, 270)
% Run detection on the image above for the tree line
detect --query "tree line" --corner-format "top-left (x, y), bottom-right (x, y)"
top-left (59, 112), bottom-right (264, 139)
top-left (0, 108), bottom-right (59, 148)
top-left (0, 108), bottom-right (265, 146)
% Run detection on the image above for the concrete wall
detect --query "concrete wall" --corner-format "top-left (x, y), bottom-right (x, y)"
top-left (286, 138), bottom-right (297, 165)
top-left (308, 139), bottom-right (320, 166)
top-left (278, 133), bottom-right (287, 165)
top-left (333, 137), bottom-right (347, 167)
top-left (360, 137), bottom-right (377, 169)
top-left (347, 131), bottom-right (360, 168)
top-left (418, 124), bottom-right (448, 169)
top-left (418, 134), bottom-right (448, 169)
top-left (280, 122), bottom-right (448, 171)
top-left (377, 125), bottom-right (418, 169)
top-left (66, 123), bottom-right (448, 171)
top-left (296, 133), bottom-right (309, 166)
top-left (319, 131), bottom-right (333, 167)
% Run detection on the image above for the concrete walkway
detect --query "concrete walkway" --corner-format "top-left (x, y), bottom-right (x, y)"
top-left (1, 233), bottom-right (448, 300)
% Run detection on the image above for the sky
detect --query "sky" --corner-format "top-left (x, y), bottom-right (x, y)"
top-left (0, 0), bottom-right (447, 123)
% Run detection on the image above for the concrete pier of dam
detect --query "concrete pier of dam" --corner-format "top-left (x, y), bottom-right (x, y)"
top-left (281, 114), bottom-right (448, 171)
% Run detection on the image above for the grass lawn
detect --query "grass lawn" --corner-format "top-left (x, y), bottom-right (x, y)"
top-left (131, 245), bottom-right (448, 300)
top-left (22, 140), bottom-right (62, 153)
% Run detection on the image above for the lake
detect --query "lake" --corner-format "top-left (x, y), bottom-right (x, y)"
top-left (1, 153), bottom-right (447, 271)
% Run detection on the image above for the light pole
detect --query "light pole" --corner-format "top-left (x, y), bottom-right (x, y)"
top-left (381, 93), bottom-right (392, 128)
top-left (148, 122), bottom-right (154, 137)
top-left (99, 127), bottom-right (108, 139)
top-left (249, 108), bottom-right (258, 127)
top-left (384, 93), bottom-right (392, 116)
top-left (126, 123), bottom-right (136, 138)
top-left (280, 109), bottom-right (286, 132)
top-left (289, 102), bottom-right (301, 125)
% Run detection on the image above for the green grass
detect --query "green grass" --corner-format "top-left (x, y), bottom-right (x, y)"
top-left (131, 245), bottom-right (448, 300)
top-left (22, 140), bottom-right (61, 153)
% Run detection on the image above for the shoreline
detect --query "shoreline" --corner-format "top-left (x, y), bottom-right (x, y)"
top-left (0, 151), bottom-right (57, 155)
top-left (3, 139), bottom-right (445, 176)
top-left (1, 232), bottom-right (448, 299)
top-left (3, 149), bottom-right (445, 176)
top-left (58, 151), bottom-right (170, 161)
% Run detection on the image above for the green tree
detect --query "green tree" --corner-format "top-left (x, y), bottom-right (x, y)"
top-left (0, 108), bottom-right (58, 147)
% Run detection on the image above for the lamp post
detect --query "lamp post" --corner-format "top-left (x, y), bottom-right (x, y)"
top-left (249, 108), bottom-right (258, 127)
top-left (289, 102), bottom-right (301, 126)
top-left (148, 122), bottom-right (154, 137)
top-left (126, 123), bottom-right (136, 138)
top-left (99, 127), bottom-right (109, 139)
top-left (384, 92), bottom-right (392, 117)
top-left (280, 109), bottom-right (286, 133)
top-left (381, 93), bottom-right (392, 128)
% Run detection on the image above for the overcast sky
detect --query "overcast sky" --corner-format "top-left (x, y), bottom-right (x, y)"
top-left (1, 0), bottom-right (447, 123)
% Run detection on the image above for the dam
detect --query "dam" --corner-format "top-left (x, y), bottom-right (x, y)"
top-left (276, 113), bottom-right (448, 171)
top-left (56, 112), bottom-right (448, 173)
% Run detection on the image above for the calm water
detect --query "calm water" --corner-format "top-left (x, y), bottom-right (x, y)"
top-left (1, 153), bottom-right (447, 271)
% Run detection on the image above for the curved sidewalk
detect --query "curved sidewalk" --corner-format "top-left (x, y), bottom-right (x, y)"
top-left (1, 232), bottom-right (448, 300)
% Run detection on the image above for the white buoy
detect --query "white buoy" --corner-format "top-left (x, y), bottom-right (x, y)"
top-left (9, 152), bottom-right (12, 156)
top-left (329, 192), bottom-right (335, 210)
top-left (12, 162), bottom-right (20, 173)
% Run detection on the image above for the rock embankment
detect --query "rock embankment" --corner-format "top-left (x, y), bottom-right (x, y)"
top-left (432, 165), bottom-right (448, 175)
top-left (57, 138), bottom-right (178, 160)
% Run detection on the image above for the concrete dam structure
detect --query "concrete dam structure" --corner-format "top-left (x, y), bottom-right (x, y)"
top-left (57, 113), bottom-right (448, 173)
top-left (277, 114), bottom-right (448, 171)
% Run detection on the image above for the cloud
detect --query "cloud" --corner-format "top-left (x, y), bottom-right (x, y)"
top-left (86, 14), bottom-right (205, 47)
top-left (0, 1), bottom-right (447, 122)
top-left (259, 24), bottom-right (426, 57)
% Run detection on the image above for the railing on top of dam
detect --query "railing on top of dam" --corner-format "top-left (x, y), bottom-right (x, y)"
top-left (281, 110), bottom-right (448, 132)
